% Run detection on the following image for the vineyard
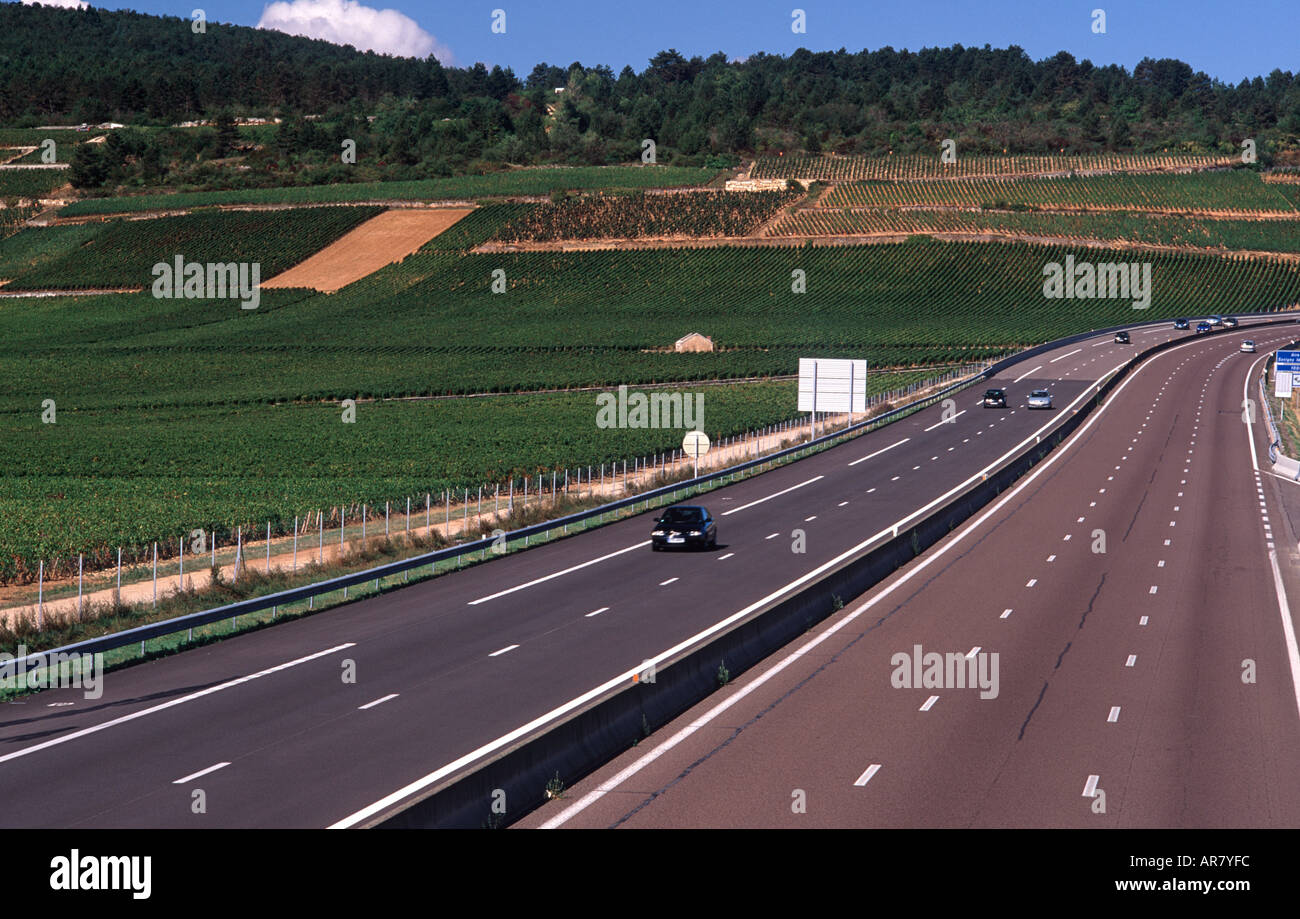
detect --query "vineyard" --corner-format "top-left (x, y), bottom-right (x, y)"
top-left (769, 208), bottom-right (1300, 255)
top-left (751, 152), bottom-right (1239, 182)
top-left (423, 204), bottom-right (537, 251)
top-left (0, 168), bottom-right (69, 199)
top-left (4, 231), bottom-right (1300, 581)
top-left (0, 204), bottom-right (36, 239)
top-left (58, 166), bottom-right (720, 216)
top-left (490, 190), bottom-right (798, 242)
top-left (4, 206), bottom-right (384, 289)
top-left (818, 170), bottom-right (1296, 214)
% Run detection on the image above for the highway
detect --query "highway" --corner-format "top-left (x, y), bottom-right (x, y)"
top-left (522, 324), bottom-right (1300, 828)
top-left (0, 319), bottom-right (1291, 828)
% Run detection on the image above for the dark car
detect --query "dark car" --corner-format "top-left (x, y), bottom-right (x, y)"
top-left (1114, 330), bottom-right (1130, 344)
top-left (1223, 316), bottom-right (1239, 328)
top-left (1196, 321), bottom-right (1212, 334)
top-left (1173, 318), bottom-right (1190, 330)
top-left (983, 387), bottom-right (1007, 408)
top-left (651, 505), bottom-right (717, 551)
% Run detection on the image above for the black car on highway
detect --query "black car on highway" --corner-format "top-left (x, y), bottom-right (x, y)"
top-left (1114, 330), bottom-right (1130, 343)
top-left (983, 387), bottom-right (1007, 408)
top-left (651, 505), bottom-right (717, 551)
top-left (1173, 318), bottom-right (1190, 330)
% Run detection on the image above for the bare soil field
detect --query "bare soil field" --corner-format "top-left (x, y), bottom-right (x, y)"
top-left (262, 207), bottom-right (473, 292)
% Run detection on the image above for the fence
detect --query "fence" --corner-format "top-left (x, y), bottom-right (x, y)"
top-left (10, 361), bottom-right (996, 618)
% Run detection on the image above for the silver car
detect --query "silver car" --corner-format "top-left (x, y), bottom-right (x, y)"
top-left (1241, 340), bottom-right (1256, 353)
top-left (1027, 389), bottom-right (1054, 409)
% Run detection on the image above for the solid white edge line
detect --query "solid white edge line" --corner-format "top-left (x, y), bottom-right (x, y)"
top-left (1049, 348), bottom-right (1083, 364)
top-left (1244, 349), bottom-right (1300, 723)
top-left (1013, 364), bottom-right (1043, 383)
top-left (721, 475), bottom-right (824, 516)
top-left (0, 643), bottom-right (356, 766)
top-left (584, 607), bottom-right (610, 617)
top-left (1083, 775), bottom-right (1100, 797)
top-left (489, 644), bottom-right (520, 657)
top-left (173, 761), bottom-right (231, 784)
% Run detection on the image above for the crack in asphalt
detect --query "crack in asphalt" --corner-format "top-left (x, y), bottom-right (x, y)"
top-left (1018, 573), bottom-right (1106, 741)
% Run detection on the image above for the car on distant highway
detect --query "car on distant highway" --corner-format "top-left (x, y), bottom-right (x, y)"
top-left (1241, 340), bottom-right (1257, 353)
top-left (1224, 317), bottom-right (1239, 328)
top-left (983, 387), bottom-right (1008, 408)
top-left (1173, 318), bottom-right (1190, 330)
top-left (651, 505), bottom-right (717, 551)
top-left (1196, 321), bottom-right (1213, 334)
top-left (1027, 389), bottom-right (1054, 409)
top-left (1114, 330), bottom-right (1130, 344)
top-left (1209, 315), bottom-right (1224, 326)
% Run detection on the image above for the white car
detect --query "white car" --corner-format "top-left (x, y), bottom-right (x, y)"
top-left (1027, 389), bottom-right (1054, 409)
top-left (1241, 340), bottom-right (1256, 353)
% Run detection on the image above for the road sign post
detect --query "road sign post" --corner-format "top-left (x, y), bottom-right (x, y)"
top-left (682, 430), bottom-right (710, 480)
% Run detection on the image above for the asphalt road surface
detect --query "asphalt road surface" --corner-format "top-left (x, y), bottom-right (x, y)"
top-left (521, 324), bottom-right (1300, 828)
top-left (1, 319), bottom-right (1291, 828)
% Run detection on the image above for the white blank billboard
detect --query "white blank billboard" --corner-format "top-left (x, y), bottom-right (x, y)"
top-left (798, 358), bottom-right (867, 413)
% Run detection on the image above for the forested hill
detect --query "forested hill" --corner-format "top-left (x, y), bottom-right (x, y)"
top-left (1, 2), bottom-right (1297, 161)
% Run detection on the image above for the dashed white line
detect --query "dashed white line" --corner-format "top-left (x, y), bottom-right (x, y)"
top-left (489, 644), bottom-right (520, 657)
top-left (173, 762), bottom-right (231, 784)
top-left (358, 693), bottom-right (399, 711)
top-left (854, 764), bottom-right (883, 787)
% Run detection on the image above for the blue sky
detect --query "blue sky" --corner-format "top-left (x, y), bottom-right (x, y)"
top-left (22, 0), bottom-right (1299, 84)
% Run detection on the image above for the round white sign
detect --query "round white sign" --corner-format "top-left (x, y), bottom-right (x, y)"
top-left (682, 430), bottom-right (710, 458)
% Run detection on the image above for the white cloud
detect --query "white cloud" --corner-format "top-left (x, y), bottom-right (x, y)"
top-left (257, 0), bottom-right (451, 61)
top-left (21, 0), bottom-right (90, 9)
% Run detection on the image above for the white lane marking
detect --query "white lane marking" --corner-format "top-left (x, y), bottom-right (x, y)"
top-left (1125, 655), bottom-right (1137, 667)
top-left (1140, 616), bottom-right (1149, 626)
top-left (359, 693), bottom-right (399, 710)
top-left (721, 476), bottom-right (824, 516)
top-left (848, 438), bottom-right (909, 466)
top-left (923, 412), bottom-right (965, 433)
top-left (1149, 586), bottom-right (1158, 594)
top-left (717, 553), bottom-right (734, 561)
top-left (1047, 554), bottom-right (1057, 561)
top-left (659, 578), bottom-right (679, 587)
top-left (0, 643), bottom-right (356, 767)
top-left (765, 532), bottom-right (779, 540)
top-left (1013, 365), bottom-right (1043, 383)
top-left (1107, 706), bottom-right (1121, 723)
top-left (173, 762), bottom-right (231, 785)
top-left (1026, 578), bottom-right (1037, 587)
top-left (920, 695), bottom-right (939, 712)
top-left (854, 764), bottom-right (883, 787)
top-left (1049, 348), bottom-right (1083, 364)
top-left (1083, 775), bottom-right (1100, 797)
top-left (1063, 534), bottom-right (1071, 541)
top-left (805, 515), bottom-right (818, 522)
top-left (1001, 609), bottom-right (1013, 619)
top-left (489, 644), bottom-right (520, 657)
top-left (1158, 560), bottom-right (1165, 567)
top-left (866, 487), bottom-right (877, 494)
top-left (584, 607), bottom-right (610, 618)
top-left (965, 646), bottom-right (981, 659)
top-left (468, 542), bottom-right (650, 605)
top-left (838, 501), bottom-right (849, 507)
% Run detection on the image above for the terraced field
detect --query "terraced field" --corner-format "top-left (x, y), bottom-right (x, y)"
top-left (752, 152), bottom-right (1236, 181)
top-left (769, 208), bottom-right (1300, 253)
top-left (819, 170), bottom-right (1294, 214)
top-left (58, 166), bottom-right (720, 216)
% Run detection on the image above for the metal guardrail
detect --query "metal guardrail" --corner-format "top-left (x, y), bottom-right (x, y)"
top-left (8, 368), bottom-right (983, 674)
top-left (12, 308), bottom-right (1297, 675)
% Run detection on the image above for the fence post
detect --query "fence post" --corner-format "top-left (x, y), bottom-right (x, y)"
top-left (117, 547), bottom-right (122, 598)
top-left (152, 542), bottom-right (158, 606)
top-left (386, 500), bottom-right (390, 537)
top-left (179, 538), bottom-right (184, 592)
top-left (426, 493), bottom-right (430, 532)
top-left (293, 516), bottom-right (298, 572)
top-left (37, 560), bottom-right (43, 629)
top-left (362, 504), bottom-right (366, 543)
top-left (406, 497), bottom-right (411, 534)
top-left (266, 521), bottom-right (271, 572)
